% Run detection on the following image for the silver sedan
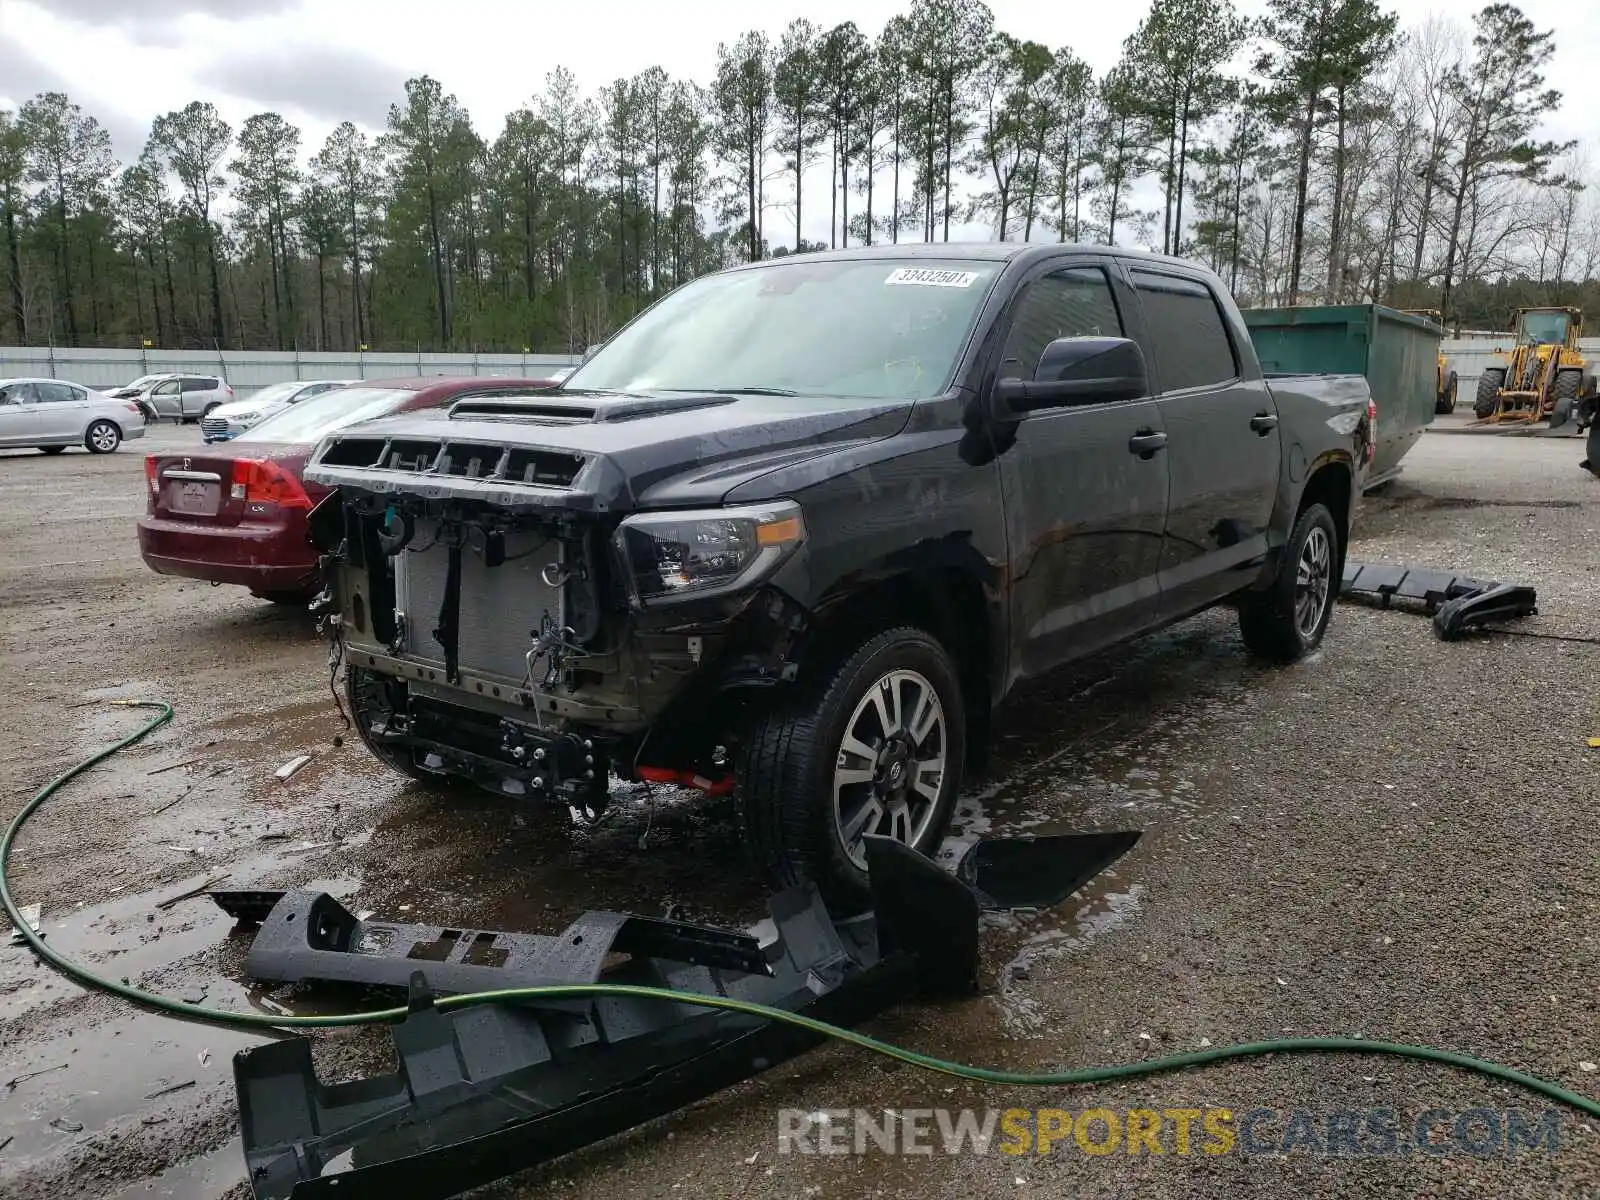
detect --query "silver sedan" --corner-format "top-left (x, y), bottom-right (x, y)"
top-left (0, 377), bottom-right (148, 454)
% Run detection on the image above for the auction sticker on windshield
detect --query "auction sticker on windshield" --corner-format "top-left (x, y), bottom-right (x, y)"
top-left (885, 267), bottom-right (981, 287)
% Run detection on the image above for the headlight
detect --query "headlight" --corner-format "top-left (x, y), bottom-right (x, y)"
top-left (613, 501), bottom-right (806, 606)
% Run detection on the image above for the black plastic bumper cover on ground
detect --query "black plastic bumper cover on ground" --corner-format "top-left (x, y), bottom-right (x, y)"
top-left (1340, 561), bottom-right (1537, 639)
top-left (218, 830), bottom-right (1139, 1200)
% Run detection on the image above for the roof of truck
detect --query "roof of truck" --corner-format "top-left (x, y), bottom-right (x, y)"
top-left (724, 240), bottom-right (1208, 275)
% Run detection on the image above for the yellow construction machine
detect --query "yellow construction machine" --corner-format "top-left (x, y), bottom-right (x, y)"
top-left (1472, 306), bottom-right (1597, 427)
top-left (1403, 309), bottom-right (1457, 414)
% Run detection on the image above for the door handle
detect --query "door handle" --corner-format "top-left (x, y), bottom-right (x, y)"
top-left (1250, 413), bottom-right (1279, 434)
top-left (1128, 430), bottom-right (1168, 458)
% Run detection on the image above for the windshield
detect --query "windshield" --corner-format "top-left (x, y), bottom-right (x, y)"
top-left (1520, 311), bottom-right (1571, 345)
top-left (239, 380), bottom-right (312, 408)
top-left (563, 258), bottom-right (1000, 401)
top-left (235, 387), bottom-right (415, 444)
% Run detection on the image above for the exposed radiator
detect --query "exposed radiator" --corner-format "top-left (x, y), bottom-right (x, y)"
top-left (394, 521), bottom-right (565, 681)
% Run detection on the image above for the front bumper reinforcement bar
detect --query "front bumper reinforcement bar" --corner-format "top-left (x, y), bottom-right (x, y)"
top-left (213, 830), bottom-right (1140, 1200)
top-left (1340, 560), bottom-right (1538, 640)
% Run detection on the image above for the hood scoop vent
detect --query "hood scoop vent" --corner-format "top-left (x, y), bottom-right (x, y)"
top-left (448, 392), bottom-right (739, 425)
top-left (448, 398), bottom-right (598, 425)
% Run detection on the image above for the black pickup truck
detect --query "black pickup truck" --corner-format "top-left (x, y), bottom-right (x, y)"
top-left (303, 244), bottom-right (1374, 910)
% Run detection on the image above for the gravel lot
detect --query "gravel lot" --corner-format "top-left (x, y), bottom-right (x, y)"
top-left (0, 423), bottom-right (1596, 1200)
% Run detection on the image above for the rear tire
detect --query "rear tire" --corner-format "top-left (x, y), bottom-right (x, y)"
top-left (1473, 369), bottom-right (1505, 419)
top-left (85, 420), bottom-right (121, 454)
top-left (736, 626), bottom-right (965, 914)
top-left (39, 446), bottom-right (66, 455)
top-left (202, 402), bottom-right (222, 417)
top-left (1239, 503), bottom-right (1339, 663)
top-left (1435, 371), bottom-right (1458, 415)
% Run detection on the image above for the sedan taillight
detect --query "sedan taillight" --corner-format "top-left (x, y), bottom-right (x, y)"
top-left (231, 459), bottom-right (310, 509)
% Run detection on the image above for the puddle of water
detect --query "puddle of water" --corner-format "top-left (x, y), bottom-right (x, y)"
top-left (988, 883), bottom-right (1147, 1037)
top-left (100, 1138), bottom-right (247, 1200)
top-left (0, 1010), bottom-right (269, 1168)
top-left (0, 859), bottom-right (363, 1025)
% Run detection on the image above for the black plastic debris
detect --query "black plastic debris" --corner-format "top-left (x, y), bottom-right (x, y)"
top-left (214, 830), bottom-right (1139, 1200)
top-left (1340, 561), bottom-right (1538, 640)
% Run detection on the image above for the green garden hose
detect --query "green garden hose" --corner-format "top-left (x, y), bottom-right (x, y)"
top-left (3, 699), bottom-right (1598, 1120)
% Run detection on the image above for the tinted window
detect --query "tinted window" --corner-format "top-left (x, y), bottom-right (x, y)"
top-left (34, 382), bottom-right (76, 404)
top-left (564, 258), bottom-right (1001, 402)
top-left (999, 266), bottom-right (1124, 381)
top-left (181, 376), bottom-right (218, 392)
top-left (1129, 270), bottom-right (1237, 391)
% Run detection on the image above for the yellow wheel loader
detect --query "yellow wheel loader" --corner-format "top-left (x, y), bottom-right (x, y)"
top-left (1472, 306), bottom-right (1597, 427)
top-left (1403, 310), bottom-right (1457, 415)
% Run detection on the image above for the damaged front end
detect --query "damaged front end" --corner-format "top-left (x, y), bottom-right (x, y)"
top-left (304, 405), bottom-right (811, 817)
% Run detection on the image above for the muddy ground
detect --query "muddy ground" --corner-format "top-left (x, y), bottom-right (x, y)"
top-left (1, 423), bottom-right (1597, 1200)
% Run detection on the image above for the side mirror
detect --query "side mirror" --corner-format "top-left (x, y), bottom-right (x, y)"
top-left (581, 343), bottom-right (603, 364)
top-left (991, 336), bottom-right (1149, 417)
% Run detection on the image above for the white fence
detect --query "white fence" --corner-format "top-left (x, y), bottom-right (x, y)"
top-left (3, 337), bottom-right (1594, 399)
top-left (0, 346), bottom-right (582, 397)
top-left (1442, 336), bottom-right (1600, 390)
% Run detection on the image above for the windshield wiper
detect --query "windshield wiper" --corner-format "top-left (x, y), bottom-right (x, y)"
top-left (665, 386), bottom-right (801, 397)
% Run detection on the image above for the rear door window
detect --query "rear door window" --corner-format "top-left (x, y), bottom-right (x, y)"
top-left (1128, 270), bottom-right (1238, 393)
top-left (181, 376), bottom-right (218, 393)
top-left (34, 382), bottom-right (76, 404)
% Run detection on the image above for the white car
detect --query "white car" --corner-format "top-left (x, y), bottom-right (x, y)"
top-left (201, 379), bottom-right (355, 442)
top-left (0, 377), bottom-right (147, 454)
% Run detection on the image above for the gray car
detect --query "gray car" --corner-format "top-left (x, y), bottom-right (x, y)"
top-left (0, 377), bottom-right (148, 454)
top-left (129, 373), bottom-right (236, 421)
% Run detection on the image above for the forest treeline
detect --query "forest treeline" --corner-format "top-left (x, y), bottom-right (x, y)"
top-left (1, 0), bottom-right (1596, 355)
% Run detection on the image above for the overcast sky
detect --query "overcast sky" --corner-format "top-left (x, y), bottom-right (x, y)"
top-left (1, 0), bottom-right (1594, 249)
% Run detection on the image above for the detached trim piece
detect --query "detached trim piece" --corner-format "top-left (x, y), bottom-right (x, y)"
top-left (1339, 561), bottom-right (1538, 640)
top-left (218, 830), bottom-right (1140, 1200)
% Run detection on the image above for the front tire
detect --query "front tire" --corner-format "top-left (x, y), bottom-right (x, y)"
top-left (1550, 370), bottom-right (1580, 429)
top-left (85, 420), bottom-right (121, 454)
top-left (1474, 369), bottom-right (1505, 419)
top-left (1239, 503), bottom-right (1339, 663)
top-left (737, 626), bottom-right (965, 914)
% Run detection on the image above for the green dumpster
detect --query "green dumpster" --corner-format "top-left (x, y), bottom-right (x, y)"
top-left (1241, 304), bottom-right (1440, 488)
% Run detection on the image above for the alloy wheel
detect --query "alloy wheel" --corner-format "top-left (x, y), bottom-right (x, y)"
top-left (831, 668), bottom-right (947, 871)
top-left (1295, 525), bottom-right (1332, 638)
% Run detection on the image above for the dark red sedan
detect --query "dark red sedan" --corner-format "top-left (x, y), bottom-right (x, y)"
top-left (138, 375), bottom-right (559, 604)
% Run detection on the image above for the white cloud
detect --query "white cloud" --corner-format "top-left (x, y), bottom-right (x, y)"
top-left (1, 0), bottom-right (1594, 251)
